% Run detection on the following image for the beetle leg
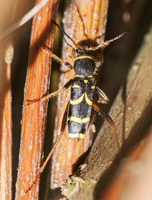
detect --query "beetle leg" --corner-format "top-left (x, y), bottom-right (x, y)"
top-left (24, 79), bottom-right (72, 106)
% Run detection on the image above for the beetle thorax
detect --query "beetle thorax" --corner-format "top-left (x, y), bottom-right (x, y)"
top-left (74, 50), bottom-right (95, 77)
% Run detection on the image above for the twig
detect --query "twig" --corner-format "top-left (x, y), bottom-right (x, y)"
top-left (15, 0), bottom-right (59, 199)
top-left (50, 0), bottom-right (109, 197)
top-left (61, 24), bottom-right (152, 200)
top-left (0, 0), bottom-right (49, 40)
top-left (0, 43), bottom-right (14, 200)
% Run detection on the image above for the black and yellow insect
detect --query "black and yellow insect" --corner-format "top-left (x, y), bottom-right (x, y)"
top-left (26, 20), bottom-right (129, 141)
top-left (68, 50), bottom-right (108, 139)
top-left (25, 20), bottom-right (130, 179)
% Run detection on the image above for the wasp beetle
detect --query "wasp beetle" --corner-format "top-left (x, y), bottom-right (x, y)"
top-left (26, 19), bottom-right (129, 140)
top-left (25, 18), bottom-right (130, 180)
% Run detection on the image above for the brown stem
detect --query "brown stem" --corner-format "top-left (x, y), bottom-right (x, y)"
top-left (101, 126), bottom-right (152, 200)
top-left (15, 0), bottom-right (59, 199)
top-left (61, 25), bottom-right (152, 200)
top-left (0, 44), bottom-right (13, 200)
top-left (50, 0), bottom-right (109, 198)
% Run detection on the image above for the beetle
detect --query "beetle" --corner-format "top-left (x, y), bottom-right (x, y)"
top-left (25, 19), bottom-right (129, 170)
top-left (24, 15), bottom-right (130, 191)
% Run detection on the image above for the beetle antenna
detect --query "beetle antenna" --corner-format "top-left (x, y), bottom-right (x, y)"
top-left (88, 29), bottom-right (131, 51)
top-left (51, 20), bottom-right (78, 50)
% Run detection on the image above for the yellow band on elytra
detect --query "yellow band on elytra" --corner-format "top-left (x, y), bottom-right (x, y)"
top-left (68, 116), bottom-right (90, 124)
top-left (70, 93), bottom-right (93, 106)
top-left (70, 94), bottom-right (84, 105)
top-left (85, 93), bottom-right (93, 106)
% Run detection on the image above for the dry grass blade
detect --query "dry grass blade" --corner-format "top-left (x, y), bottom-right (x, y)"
top-left (0, 0), bottom-right (49, 40)
top-left (15, 0), bottom-right (59, 199)
top-left (0, 43), bottom-right (13, 200)
top-left (50, 0), bottom-right (109, 198)
top-left (62, 24), bottom-right (152, 200)
top-left (101, 127), bottom-right (152, 200)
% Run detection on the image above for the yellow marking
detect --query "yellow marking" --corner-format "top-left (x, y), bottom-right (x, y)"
top-left (70, 94), bottom-right (84, 105)
top-left (91, 86), bottom-right (95, 89)
top-left (78, 134), bottom-right (85, 139)
top-left (70, 93), bottom-right (93, 106)
top-left (85, 93), bottom-right (93, 106)
top-left (82, 117), bottom-right (90, 123)
top-left (68, 116), bottom-right (90, 124)
top-left (68, 116), bottom-right (82, 124)
top-left (72, 85), bottom-right (80, 88)
top-left (69, 133), bottom-right (85, 139)
top-left (74, 55), bottom-right (93, 61)
top-left (75, 75), bottom-right (84, 78)
top-left (84, 80), bottom-right (88, 83)
top-left (75, 75), bottom-right (93, 78)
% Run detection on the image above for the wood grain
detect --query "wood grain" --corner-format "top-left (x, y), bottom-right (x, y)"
top-left (15, 0), bottom-right (59, 199)
top-left (50, 0), bottom-right (109, 195)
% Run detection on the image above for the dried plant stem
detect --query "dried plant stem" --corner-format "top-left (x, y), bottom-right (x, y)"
top-left (0, 0), bottom-right (49, 40)
top-left (0, 44), bottom-right (14, 200)
top-left (51, 0), bottom-right (109, 194)
top-left (15, 0), bottom-right (59, 199)
top-left (62, 25), bottom-right (152, 200)
top-left (102, 126), bottom-right (152, 200)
